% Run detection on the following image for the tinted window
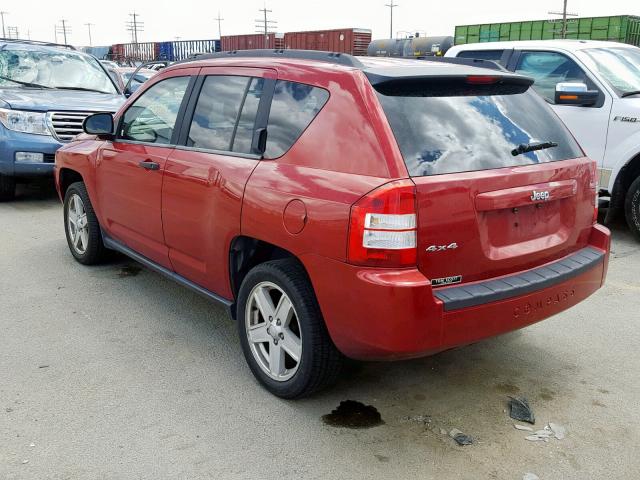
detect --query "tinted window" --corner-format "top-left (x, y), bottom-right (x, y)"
top-left (515, 51), bottom-right (593, 103)
top-left (119, 76), bottom-right (189, 144)
top-left (377, 89), bottom-right (582, 177)
top-left (264, 80), bottom-right (329, 159)
top-left (458, 50), bottom-right (504, 63)
top-left (232, 78), bottom-right (265, 154)
top-left (188, 76), bottom-right (249, 151)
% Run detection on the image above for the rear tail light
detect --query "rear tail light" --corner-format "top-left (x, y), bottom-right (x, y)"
top-left (348, 180), bottom-right (417, 267)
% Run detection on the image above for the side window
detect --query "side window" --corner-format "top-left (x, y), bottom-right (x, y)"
top-left (457, 50), bottom-right (504, 62)
top-left (119, 76), bottom-right (190, 144)
top-left (264, 80), bottom-right (329, 159)
top-left (515, 51), bottom-right (592, 103)
top-left (187, 75), bottom-right (263, 154)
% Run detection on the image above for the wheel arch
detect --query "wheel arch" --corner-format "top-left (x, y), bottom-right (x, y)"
top-left (609, 152), bottom-right (640, 216)
top-left (229, 236), bottom-right (305, 319)
top-left (58, 168), bottom-right (85, 198)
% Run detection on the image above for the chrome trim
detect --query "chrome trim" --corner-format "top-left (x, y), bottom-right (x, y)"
top-left (47, 111), bottom-right (112, 143)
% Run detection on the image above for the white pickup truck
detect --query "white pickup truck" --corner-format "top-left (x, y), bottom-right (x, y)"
top-left (446, 40), bottom-right (640, 240)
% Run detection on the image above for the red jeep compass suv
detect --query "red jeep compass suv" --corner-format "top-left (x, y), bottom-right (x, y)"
top-left (55, 51), bottom-right (610, 398)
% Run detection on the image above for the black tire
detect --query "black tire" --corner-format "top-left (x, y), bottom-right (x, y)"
top-left (237, 259), bottom-right (343, 399)
top-left (625, 176), bottom-right (640, 241)
top-left (63, 181), bottom-right (106, 265)
top-left (0, 174), bottom-right (16, 201)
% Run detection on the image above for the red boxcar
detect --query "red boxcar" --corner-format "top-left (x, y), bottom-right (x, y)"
top-left (284, 28), bottom-right (372, 55)
top-left (221, 33), bottom-right (285, 51)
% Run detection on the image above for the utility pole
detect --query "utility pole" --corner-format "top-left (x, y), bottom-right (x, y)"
top-left (548, 0), bottom-right (578, 39)
top-left (126, 12), bottom-right (144, 44)
top-left (56, 19), bottom-right (71, 44)
top-left (7, 25), bottom-right (17, 39)
top-left (0, 11), bottom-right (8, 38)
top-left (214, 11), bottom-right (224, 39)
top-left (85, 22), bottom-right (94, 46)
top-left (255, 2), bottom-right (277, 44)
top-left (385, 1), bottom-right (398, 38)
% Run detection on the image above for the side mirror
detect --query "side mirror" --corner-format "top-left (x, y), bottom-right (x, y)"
top-left (555, 82), bottom-right (599, 107)
top-left (125, 82), bottom-right (141, 98)
top-left (83, 113), bottom-right (114, 139)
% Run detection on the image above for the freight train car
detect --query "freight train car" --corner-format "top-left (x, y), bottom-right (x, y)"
top-left (455, 15), bottom-right (640, 46)
top-left (157, 39), bottom-right (221, 61)
top-left (221, 33), bottom-right (284, 51)
top-left (367, 35), bottom-right (453, 57)
top-left (284, 28), bottom-right (372, 55)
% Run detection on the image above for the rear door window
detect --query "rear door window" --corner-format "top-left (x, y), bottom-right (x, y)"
top-left (377, 83), bottom-right (582, 177)
top-left (515, 51), bottom-right (594, 103)
top-left (264, 80), bottom-right (329, 159)
top-left (187, 75), bottom-right (257, 152)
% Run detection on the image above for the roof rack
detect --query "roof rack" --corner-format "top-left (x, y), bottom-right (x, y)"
top-left (0, 38), bottom-right (76, 50)
top-left (416, 56), bottom-right (506, 72)
top-left (189, 49), bottom-right (364, 68)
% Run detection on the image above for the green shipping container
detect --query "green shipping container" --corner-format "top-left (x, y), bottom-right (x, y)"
top-left (455, 15), bottom-right (640, 46)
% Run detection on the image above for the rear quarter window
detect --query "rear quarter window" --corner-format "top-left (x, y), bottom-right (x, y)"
top-left (457, 50), bottom-right (505, 63)
top-left (264, 80), bottom-right (329, 159)
top-left (377, 86), bottom-right (582, 176)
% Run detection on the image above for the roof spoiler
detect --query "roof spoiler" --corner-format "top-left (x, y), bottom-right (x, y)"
top-left (418, 56), bottom-right (507, 71)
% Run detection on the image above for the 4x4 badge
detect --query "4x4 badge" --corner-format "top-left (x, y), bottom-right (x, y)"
top-left (426, 243), bottom-right (458, 253)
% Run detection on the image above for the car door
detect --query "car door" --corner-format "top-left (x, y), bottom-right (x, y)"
top-left (161, 67), bottom-right (276, 298)
top-left (96, 69), bottom-right (198, 268)
top-left (510, 50), bottom-right (612, 165)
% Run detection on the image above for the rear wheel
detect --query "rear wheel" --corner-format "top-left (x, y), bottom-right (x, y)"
top-left (625, 176), bottom-right (640, 241)
top-left (0, 174), bottom-right (16, 201)
top-left (63, 182), bottom-right (106, 265)
top-left (237, 259), bottom-right (343, 398)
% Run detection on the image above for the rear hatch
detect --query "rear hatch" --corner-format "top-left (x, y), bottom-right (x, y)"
top-left (373, 68), bottom-right (597, 285)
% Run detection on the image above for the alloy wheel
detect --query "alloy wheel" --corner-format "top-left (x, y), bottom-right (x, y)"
top-left (67, 193), bottom-right (89, 255)
top-left (245, 281), bottom-right (302, 381)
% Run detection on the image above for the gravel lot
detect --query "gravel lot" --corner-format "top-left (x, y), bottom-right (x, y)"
top-left (1, 182), bottom-right (639, 480)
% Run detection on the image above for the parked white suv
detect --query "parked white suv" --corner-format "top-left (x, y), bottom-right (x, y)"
top-left (446, 40), bottom-right (640, 239)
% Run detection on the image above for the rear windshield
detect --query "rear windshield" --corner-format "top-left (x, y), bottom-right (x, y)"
top-left (377, 87), bottom-right (582, 176)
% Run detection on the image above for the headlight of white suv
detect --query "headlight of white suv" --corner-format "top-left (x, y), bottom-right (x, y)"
top-left (0, 108), bottom-right (51, 135)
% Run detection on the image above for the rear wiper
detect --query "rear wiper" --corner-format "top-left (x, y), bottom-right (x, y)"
top-left (621, 90), bottom-right (640, 98)
top-left (0, 75), bottom-right (52, 89)
top-left (511, 141), bottom-right (558, 157)
top-left (53, 86), bottom-right (110, 94)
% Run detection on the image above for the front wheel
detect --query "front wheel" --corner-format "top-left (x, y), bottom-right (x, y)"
top-left (625, 176), bottom-right (640, 241)
top-left (63, 182), bottom-right (106, 265)
top-left (237, 259), bottom-right (343, 399)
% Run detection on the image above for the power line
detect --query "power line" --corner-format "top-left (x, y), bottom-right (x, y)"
top-left (0, 11), bottom-right (8, 38)
top-left (255, 3), bottom-right (277, 37)
top-left (548, 0), bottom-right (578, 39)
top-left (56, 19), bottom-right (71, 44)
top-left (125, 12), bottom-right (144, 44)
top-left (385, 1), bottom-right (398, 39)
top-left (214, 11), bottom-right (224, 39)
top-left (85, 22), bottom-right (94, 46)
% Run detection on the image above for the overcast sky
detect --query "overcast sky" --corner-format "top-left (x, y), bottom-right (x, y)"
top-left (3, 0), bottom-right (639, 46)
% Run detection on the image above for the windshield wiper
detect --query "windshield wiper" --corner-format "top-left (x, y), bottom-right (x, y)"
top-left (621, 90), bottom-right (640, 98)
top-left (511, 141), bottom-right (558, 157)
top-left (0, 75), bottom-right (53, 89)
top-left (53, 86), bottom-right (110, 94)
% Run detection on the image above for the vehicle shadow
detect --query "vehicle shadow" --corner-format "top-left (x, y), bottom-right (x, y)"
top-left (13, 179), bottom-right (59, 204)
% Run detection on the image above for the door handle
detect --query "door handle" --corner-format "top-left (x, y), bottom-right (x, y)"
top-left (139, 160), bottom-right (160, 171)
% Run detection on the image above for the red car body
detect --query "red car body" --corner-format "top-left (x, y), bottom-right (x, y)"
top-left (55, 54), bottom-right (610, 361)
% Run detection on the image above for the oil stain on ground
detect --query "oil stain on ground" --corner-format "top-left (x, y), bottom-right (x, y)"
top-left (118, 265), bottom-right (142, 278)
top-left (322, 400), bottom-right (384, 429)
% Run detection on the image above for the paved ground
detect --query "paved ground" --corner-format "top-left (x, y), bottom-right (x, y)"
top-left (1, 181), bottom-right (639, 480)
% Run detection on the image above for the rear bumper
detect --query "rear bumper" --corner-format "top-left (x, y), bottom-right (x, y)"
top-left (303, 224), bottom-right (610, 360)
